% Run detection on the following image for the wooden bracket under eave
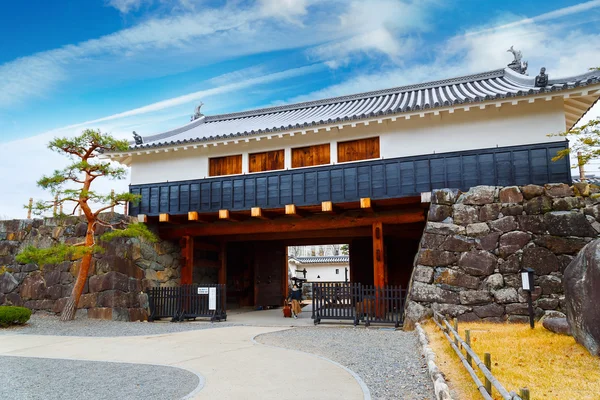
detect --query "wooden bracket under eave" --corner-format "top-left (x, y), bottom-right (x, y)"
top-left (285, 204), bottom-right (303, 217)
top-left (251, 207), bottom-right (270, 219)
top-left (321, 201), bottom-right (336, 214)
top-left (360, 198), bottom-right (374, 212)
top-left (159, 213), bottom-right (170, 223)
top-left (137, 214), bottom-right (148, 223)
top-left (219, 209), bottom-right (238, 222)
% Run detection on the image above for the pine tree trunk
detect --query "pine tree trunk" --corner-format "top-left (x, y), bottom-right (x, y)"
top-left (60, 230), bottom-right (94, 321)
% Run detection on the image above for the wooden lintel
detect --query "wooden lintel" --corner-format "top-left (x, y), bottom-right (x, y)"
top-left (285, 204), bottom-right (302, 217)
top-left (251, 207), bottom-right (269, 219)
top-left (194, 242), bottom-right (220, 252)
top-left (360, 198), bottom-right (373, 212)
top-left (160, 208), bottom-right (425, 239)
top-left (159, 213), bottom-right (170, 223)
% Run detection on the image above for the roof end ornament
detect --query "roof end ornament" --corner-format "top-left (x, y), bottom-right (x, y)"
top-left (535, 67), bottom-right (549, 87)
top-left (507, 46), bottom-right (528, 75)
top-left (191, 102), bottom-right (204, 121)
top-left (133, 131), bottom-right (143, 145)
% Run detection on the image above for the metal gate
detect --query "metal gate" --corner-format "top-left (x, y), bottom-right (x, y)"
top-left (147, 284), bottom-right (227, 322)
top-left (311, 282), bottom-right (406, 327)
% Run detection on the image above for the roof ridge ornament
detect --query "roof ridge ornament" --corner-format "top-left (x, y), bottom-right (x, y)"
top-left (507, 46), bottom-right (528, 75)
top-left (535, 67), bottom-right (549, 87)
top-left (132, 131), bottom-right (143, 145)
top-left (191, 102), bottom-right (204, 121)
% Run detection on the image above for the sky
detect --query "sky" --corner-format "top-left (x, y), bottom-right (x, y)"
top-left (1, 0), bottom-right (600, 218)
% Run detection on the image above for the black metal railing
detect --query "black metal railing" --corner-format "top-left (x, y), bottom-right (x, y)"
top-left (311, 282), bottom-right (407, 328)
top-left (147, 284), bottom-right (227, 322)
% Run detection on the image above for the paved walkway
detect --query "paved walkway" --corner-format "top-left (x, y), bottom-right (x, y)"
top-left (0, 326), bottom-right (365, 400)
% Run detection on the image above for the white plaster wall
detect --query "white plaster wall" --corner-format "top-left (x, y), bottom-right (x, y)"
top-left (289, 261), bottom-right (349, 282)
top-left (130, 99), bottom-right (567, 185)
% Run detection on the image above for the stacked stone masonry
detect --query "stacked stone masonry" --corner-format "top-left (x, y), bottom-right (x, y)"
top-left (406, 183), bottom-right (600, 326)
top-left (0, 215), bottom-right (181, 321)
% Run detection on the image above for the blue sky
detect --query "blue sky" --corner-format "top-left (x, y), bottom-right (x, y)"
top-left (1, 0), bottom-right (600, 217)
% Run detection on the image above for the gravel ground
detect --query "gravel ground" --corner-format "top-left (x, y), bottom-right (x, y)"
top-left (0, 313), bottom-right (236, 337)
top-left (0, 356), bottom-right (199, 400)
top-left (256, 327), bottom-right (435, 400)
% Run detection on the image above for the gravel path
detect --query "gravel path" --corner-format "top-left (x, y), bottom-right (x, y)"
top-left (0, 356), bottom-right (200, 400)
top-left (0, 313), bottom-right (236, 337)
top-left (256, 327), bottom-right (435, 400)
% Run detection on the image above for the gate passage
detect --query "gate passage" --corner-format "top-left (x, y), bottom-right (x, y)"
top-left (311, 282), bottom-right (407, 328)
top-left (147, 284), bottom-right (227, 322)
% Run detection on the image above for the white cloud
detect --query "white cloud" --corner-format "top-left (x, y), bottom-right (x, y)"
top-left (258, 0), bottom-right (309, 24)
top-left (107, 0), bottom-right (151, 13)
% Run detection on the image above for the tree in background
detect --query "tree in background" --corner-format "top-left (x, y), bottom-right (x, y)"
top-left (16, 129), bottom-right (156, 321)
top-left (552, 68), bottom-right (600, 170)
top-left (340, 244), bottom-right (349, 255)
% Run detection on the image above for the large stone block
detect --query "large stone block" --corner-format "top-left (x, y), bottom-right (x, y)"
top-left (417, 250), bottom-right (458, 267)
top-left (538, 275), bottom-right (563, 295)
top-left (533, 236), bottom-right (587, 255)
top-left (458, 250), bottom-right (496, 276)
top-left (498, 254), bottom-right (521, 274)
top-left (410, 282), bottom-right (460, 304)
top-left (460, 186), bottom-right (496, 205)
top-left (498, 231), bottom-right (531, 257)
top-left (420, 233), bottom-right (446, 249)
top-left (489, 216), bottom-right (517, 233)
top-left (403, 301), bottom-right (433, 330)
top-left (428, 205), bottom-right (452, 222)
top-left (544, 183), bottom-right (574, 198)
top-left (0, 272), bottom-right (19, 294)
top-left (479, 203), bottom-right (502, 222)
top-left (88, 307), bottom-right (113, 320)
top-left (413, 266), bottom-right (434, 284)
top-left (432, 303), bottom-right (471, 317)
top-left (473, 303), bottom-right (504, 318)
top-left (425, 222), bottom-right (466, 236)
top-left (553, 197), bottom-right (584, 211)
top-left (499, 186), bottom-right (523, 203)
top-left (453, 204), bottom-right (479, 225)
top-left (544, 212), bottom-right (597, 238)
top-left (523, 196), bottom-right (553, 215)
top-left (522, 247), bottom-right (559, 275)
top-left (542, 318), bottom-right (572, 336)
top-left (517, 215), bottom-right (546, 234)
top-left (441, 235), bottom-right (476, 252)
top-left (521, 185), bottom-right (545, 200)
top-left (466, 223), bottom-right (490, 237)
top-left (492, 288), bottom-right (519, 304)
top-left (433, 268), bottom-right (480, 289)
top-left (431, 189), bottom-right (460, 205)
top-left (477, 232), bottom-right (501, 251)
top-left (20, 272), bottom-right (46, 300)
top-left (482, 273), bottom-right (504, 290)
top-left (460, 290), bottom-right (492, 305)
top-left (537, 297), bottom-right (559, 310)
top-left (89, 271), bottom-right (131, 293)
top-left (97, 290), bottom-right (132, 308)
top-left (77, 292), bottom-right (99, 309)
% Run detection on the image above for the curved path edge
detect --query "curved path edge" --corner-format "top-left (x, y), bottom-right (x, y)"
top-left (0, 353), bottom-right (205, 400)
top-left (252, 331), bottom-right (372, 400)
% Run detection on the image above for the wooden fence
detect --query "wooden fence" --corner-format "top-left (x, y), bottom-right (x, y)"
top-left (147, 284), bottom-right (227, 322)
top-left (432, 312), bottom-right (531, 400)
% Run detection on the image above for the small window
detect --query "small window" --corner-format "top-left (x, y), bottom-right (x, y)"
top-left (209, 155), bottom-right (242, 176)
top-left (335, 269), bottom-right (339, 274)
top-left (249, 149), bottom-right (284, 173)
top-left (337, 137), bottom-right (380, 163)
top-left (292, 143), bottom-right (330, 168)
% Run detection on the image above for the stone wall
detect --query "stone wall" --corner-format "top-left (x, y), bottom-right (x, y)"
top-left (405, 183), bottom-right (600, 328)
top-left (0, 215), bottom-right (181, 321)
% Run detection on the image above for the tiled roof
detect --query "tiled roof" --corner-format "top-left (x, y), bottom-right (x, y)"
top-left (290, 256), bottom-right (350, 264)
top-left (131, 67), bottom-right (600, 150)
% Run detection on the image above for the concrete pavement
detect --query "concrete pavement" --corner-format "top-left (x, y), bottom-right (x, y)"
top-left (0, 325), bottom-right (367, 400)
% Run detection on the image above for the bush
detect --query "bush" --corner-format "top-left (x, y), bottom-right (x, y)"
top-left (0, 306), bottom-right (32, 327)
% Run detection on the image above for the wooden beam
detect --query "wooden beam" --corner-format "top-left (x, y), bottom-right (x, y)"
top-left (180, 236), bottom-right (194, 285)
top-left (194, 241), bottom-right (220, 252)
top-left (218, 242), bottom-right (227, 285)
top-left (251, 207), bottom-right (269, 219)
top-left (160, 208), bottom-right (425, 239)
top-left (360, 198), bottom-right (373, 212)
top-left (159, 213), bottom-right (170, 223)
top-left (372, 222), bottom-right (385, 288)
top-left (285, 204), bottom-right (302, 217)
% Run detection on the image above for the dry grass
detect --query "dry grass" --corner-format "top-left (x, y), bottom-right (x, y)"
top-left (422, 321), bottom-right (600, 400)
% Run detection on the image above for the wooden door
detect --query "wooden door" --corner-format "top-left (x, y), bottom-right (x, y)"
top-left (254, 242), bottom-right (286, 307)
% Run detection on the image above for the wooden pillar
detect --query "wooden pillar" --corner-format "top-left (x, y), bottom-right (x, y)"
top-left (372, 222), bottom-right (385, 288)
top-left (218, 242), bottom-right (227, 285)
top-left (180, 236), bottom-right (194, 285)
top-left (349, 240), bottom-right (356, 283)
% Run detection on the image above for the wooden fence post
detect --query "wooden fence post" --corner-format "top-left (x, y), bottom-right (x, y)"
top-left (484, 353), bottom-right (492, 395)
top-left (520, 388), bottom-right (530, 400)
top-left (454, 318), bottom-right (459, 347)
top-left (27, 198), bottom-right (33, 219)
top-left (465, 330), bottom-right (472, 367)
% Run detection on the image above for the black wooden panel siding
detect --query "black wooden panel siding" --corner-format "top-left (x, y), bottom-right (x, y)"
top-left (129, 141), bottom-right (572, 216)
